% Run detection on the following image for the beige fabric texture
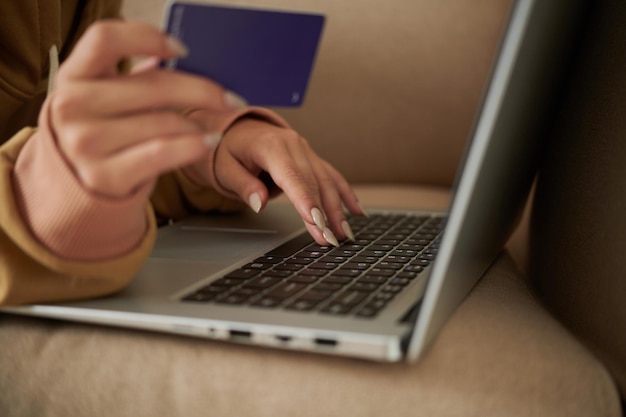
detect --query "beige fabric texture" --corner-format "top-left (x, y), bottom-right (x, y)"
top-left (0, 187), bottom-right (621, 416)
top-left (530, 1), bottom-right (626, 399)
top-left (0, 0), bottom-right (622, 415)
top-left (123, 0), bottom-right (512, 186)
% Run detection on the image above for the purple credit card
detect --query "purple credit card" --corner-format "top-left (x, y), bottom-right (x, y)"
top-left (162, 2), bottom-right (325, 107)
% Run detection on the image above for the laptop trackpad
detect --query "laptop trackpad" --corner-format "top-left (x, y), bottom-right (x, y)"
top-left (150, 205), bottom-right (305, 262)
top-left (151, 226), bottom-right (286, 261)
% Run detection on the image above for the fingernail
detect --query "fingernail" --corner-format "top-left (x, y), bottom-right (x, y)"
top-left (248, 193), bottom-right (262, 213)
top-left (341, 220), bottom-right (355, 241)
top-left (358, 202), bottom-right (370, 217)
top-left (166, 36), bottom-right (189, 57)
top-left (311, 207), bottom-right (326, 230)
top-left (203, 132), bottom-right (222, 148)
top-left (224, 91), bottom-right (248, 109)
top-left (323, 228), bottom-right (340, 247)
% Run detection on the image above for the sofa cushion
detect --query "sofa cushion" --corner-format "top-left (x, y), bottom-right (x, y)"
top-left (530, 0), bottom-right (626, 399)
top-left (0, 254), bottom-right (618, 417)
top-left (122, 0), bottom-right (512, 186)
top-left (0, 186), bottom-right (620, 417)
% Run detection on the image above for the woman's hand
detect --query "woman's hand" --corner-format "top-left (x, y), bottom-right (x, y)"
top-left (48, 20), bottom-right (243, 198)
top-left (48, 20), bottom-right (365, 246)
top-left (184, 117), bottom-right (366, 246)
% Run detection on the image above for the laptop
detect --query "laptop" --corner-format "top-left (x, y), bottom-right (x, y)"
top-left (2, 0), bottom-right (586, 362)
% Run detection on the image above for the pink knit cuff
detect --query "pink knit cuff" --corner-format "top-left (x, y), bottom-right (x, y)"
top-left (12, 98), bottom-right (151, 261)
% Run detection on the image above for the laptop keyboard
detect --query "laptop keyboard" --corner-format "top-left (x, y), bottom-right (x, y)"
top-left (181, 213), bottom-right (445, 318)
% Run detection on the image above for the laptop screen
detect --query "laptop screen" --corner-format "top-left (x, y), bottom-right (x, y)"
top-left (408, 0), bottom-right (587, 359)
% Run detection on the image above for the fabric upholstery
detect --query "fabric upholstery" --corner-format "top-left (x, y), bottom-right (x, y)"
top-left (122, 0), bottom-right (513, 186)
top-left (0, 0), bottom-right (622, 415)
top-left (0, 187), bottom-right (620, 417)
top-left (530, 0), bottom-right (626, 398)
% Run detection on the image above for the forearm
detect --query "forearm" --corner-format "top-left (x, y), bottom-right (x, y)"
top-left (0, 128), bottom-right (156, 306)
top-left (11, 101), bottom-right (154, 261)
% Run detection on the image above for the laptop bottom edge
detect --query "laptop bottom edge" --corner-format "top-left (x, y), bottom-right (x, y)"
top-left (1, 305), bottom-right (410, 362)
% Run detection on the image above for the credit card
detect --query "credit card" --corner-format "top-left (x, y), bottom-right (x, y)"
top-left (162, 1), bottom-right (325, 107)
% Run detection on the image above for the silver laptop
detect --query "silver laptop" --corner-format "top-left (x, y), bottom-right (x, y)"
top-left (3, 0), bottom-right (585, 362)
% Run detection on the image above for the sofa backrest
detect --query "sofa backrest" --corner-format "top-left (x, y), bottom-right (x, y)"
top-left (530, 0), bottom-right (626, 398)
top-left (123, 0), bottom-right (512, 186)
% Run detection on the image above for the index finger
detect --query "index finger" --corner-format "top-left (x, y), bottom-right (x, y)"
top-left (60, 20), bottom-right (186, 80)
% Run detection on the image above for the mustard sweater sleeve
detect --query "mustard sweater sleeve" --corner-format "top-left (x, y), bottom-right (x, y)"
top-left (0, 129), bottom-right (156, 306)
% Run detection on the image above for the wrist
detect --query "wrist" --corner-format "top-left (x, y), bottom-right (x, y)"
top-left (12, 99), bottom-right (152, 261)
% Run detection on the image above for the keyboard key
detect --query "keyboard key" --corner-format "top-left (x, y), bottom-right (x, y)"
top-left (306, 244), bottom-right (333, 252)
top-left (297, 289), bottom-right (333, 302)
top-left (331, 249), bottom-right (359, 257)
top-left (352, 256), bottom-right (379, 264)
top-left (381, 284), bottom-right (404, 293)
top-left (354, 306), bottom-right (378, 318)
top-left (212, 277), bottom-right (245, 287)
top-left (309, 261), bottom-right (341, 270)
top-left (321, 303), bottom-right (353, 315)
top-left (358, 275), bottom-right (388, 285)
top-left (383, 255), bottom-right (412, 264)
top-left (404, 265), bottom-right (424, 273)
top-left (368, 244), bottom-right (395, 252)
top-left (288, 275), bottom-right (320, 284)
top-left (224, 269), bottom-right (259, 280)
top-left (261, 270), bottom-right (293, 278)
top-left (315, 283), bottom-right (343, 292)
top-left (244, 262), bottom-right (274, 270)
top-left (351, 282), bottom-right (379, 292)
top-left (390, 249), bottom-right (418, 257)
top-left (298, 250), bottom-right (326, 258)
top-left (375, 262), bottom-right (404, 270)
top-left (285, 299), bottom-right (318, 311)
top-left (253, 255), bottom-right (283, 264)
top-left (182, 292), bottom-right (218, 302)
top-left (330, 269), bottom-right (361, 278)
top-left (216, 293), bottom-right (251, 305)
top-left (321, 255), bottom-right (350, 263)
top-left (389, 277), bottom-right (411, 286)
top-left (252, 297), bottom-right (283, 308)
top-left (287, 257), bottom-right (316, 265)
top-left (274, 263), bottom-right (307, 271)
top-left (243, 276), bottom-right (281, 289)
top-left (322, 276), bottom-right (351, 285)
top-left (367, 268), bottom-right (395, 277)
top-left (265, 282), bottom-right (306, 299)
top-left (360, 250), bottom-right (387, 258)
top-left (397, 271), bottom-right (419, 279)
top-left (298, 269), bottom-right (328, 277)
top-left (334, 290), bottom-right (368, 307)
top-left (197, 284), bottom-right (230, 294)
top-left (341, 262), bottom-right (370, 270)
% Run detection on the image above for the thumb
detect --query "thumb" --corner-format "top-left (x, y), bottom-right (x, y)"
top-left (215, 157), bottom-right (270, 213)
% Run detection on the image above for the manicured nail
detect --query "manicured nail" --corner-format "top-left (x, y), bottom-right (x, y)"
top-left (311, 207), bottom-right (326, 230)
top-left (341, 220), bottom-right (355, 241)
top-left (203, 132), bottom-right (222, 148)
top-left (224, 91), bottom-right (248, 109)
top-left (323, 228), bottom-right (339, 247)
top-left (166, 36), bottom-right (188, 57)
top-left (248, 193), bottom-right (262, 214)
top-left (358, 202), bottom-right (370, 217)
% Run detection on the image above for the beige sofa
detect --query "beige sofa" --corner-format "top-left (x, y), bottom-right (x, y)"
top-left (1, 0), bottom-right (624, 416)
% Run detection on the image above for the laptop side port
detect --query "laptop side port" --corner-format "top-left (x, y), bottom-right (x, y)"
top-left (314, 337), bottom-right (338, 348)
top-left (229, 329), bottom-right (252, 341)
top-left (275, 335), bottom-right (292, 343)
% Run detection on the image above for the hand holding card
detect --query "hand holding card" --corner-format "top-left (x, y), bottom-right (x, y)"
top-left (162, 1), bottom-right (325, 107)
